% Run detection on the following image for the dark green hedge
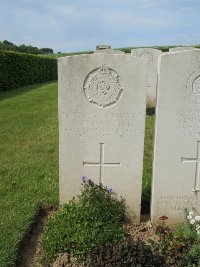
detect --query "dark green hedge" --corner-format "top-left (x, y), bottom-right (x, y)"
top-left (0, 50), bottom-right (57, 91)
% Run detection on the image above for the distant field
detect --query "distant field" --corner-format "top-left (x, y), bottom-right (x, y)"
top-left (0, 81), bottom-right (154, 266)
top-left (40, 45), bottom-right (200, 58)
top-left (40, 50), bottom-right (94, 58)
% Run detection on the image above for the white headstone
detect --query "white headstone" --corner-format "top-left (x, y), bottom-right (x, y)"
top-left (169, 47), bottom-right (198, 52)
top-left (151, 50), bottom-right (200, 225)
top-left (58, 53), bottom-right (148, 222)
top-left (131, 48), bottom-right (162, 107)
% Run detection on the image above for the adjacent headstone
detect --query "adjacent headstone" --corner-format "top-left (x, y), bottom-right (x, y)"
top-left (58, 53), bottom-right (148, 222)
top-left (151, 50), bottom-right (200, 224)
top-left (131, 48), bottom-right (162, 107)
top-left (95, 45), bottom-right (125, 54)
top-left (169, 47), bottom-right (197, 52)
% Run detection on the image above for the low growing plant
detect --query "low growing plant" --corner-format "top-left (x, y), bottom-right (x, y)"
top-left (41, 177), bottom-right (127, 265)
top-left (178, 210), bottom-right (200, 267)
top-left (150, 211), bottom-right (200, 266)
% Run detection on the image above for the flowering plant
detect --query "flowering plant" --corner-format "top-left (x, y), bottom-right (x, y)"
top-left (187, 211), bottom-right (200, 236)
top-left (154, 215), bottom-right (171, 252)
top-left (41, 176), bottom-right (127, 264)
top-left (150, 211), bottom-right (200, 266)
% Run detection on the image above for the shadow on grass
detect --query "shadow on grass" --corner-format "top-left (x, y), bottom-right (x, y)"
top-left (0, 80), bottom-right (57, 101)
top-left (141, 108), bottom-right (155, 215)
top-left (16, 206), bottom-right (57, 267)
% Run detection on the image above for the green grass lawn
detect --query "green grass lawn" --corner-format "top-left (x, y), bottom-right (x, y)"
top-left (0, 82), bottom-right (58, 267)
top-left (0, 81), bottom-right (154, 266)
top-left (142, 114), bottom-right (154, 211)
top-left (40, 50), bottom-right (94, 58)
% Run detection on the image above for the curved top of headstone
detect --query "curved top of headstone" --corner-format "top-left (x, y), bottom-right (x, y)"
top-left (131, 48), bottom-right (162, 63)
top-left (169, 46), bottom-right (199, 52)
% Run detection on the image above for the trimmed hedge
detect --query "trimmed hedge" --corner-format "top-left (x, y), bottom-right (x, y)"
top-left (0, 50), bottom-right (57, 91)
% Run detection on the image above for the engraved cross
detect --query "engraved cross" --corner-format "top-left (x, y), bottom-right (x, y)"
top-left (181, 141), bottom-right (200, 192)
top-left (83, 143), bottom-right (120, 184)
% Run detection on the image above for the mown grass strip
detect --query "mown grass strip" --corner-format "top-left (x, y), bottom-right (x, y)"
top-left (0, 82), bottom-right (58, 266)
top-left (142, 114), bottom-right (154, 212)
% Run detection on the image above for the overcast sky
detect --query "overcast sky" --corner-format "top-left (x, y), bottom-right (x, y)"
top-left (1, 0), bottom-right (200, 53)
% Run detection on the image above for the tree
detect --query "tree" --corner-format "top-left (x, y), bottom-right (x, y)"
top-left (40, 48), bottom-right (54, 54)
top-left (0, 40), bottom-right (54, 55)
top-left (2, 40), bottom-right (15, 46)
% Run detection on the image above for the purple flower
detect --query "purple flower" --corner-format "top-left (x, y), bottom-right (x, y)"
top-left (108, 188), bottom-right (113, 193)
top-left (81, 176), bottom-right (87, 182)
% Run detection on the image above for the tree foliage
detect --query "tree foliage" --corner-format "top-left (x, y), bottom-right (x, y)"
top-left (0, 40), bottom-right (54, 54)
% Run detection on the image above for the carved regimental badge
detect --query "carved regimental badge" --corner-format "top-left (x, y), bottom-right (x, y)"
top-left (187, 70), bottom-right (200, 104)
top-left (83, 65), bottom-right (123, 108)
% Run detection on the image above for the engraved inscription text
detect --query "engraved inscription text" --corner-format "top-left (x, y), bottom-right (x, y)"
top-left (62, 112), bottom-right (143, 138)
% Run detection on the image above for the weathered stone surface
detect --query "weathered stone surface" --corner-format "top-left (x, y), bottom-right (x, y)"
top-left (131, 48), bottom-right (162, 107)
top-left (151, 50), bottom-right (200, 224)
top-left (169, 46), bottom-right (198, 52)
top-left (58, 53), bottom-right (147, 222)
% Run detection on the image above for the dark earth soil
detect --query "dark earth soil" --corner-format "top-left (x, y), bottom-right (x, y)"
top-left (16, 207), bottom-right (56, 267)
top-left (16, 208), bottom-right (159, 267)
